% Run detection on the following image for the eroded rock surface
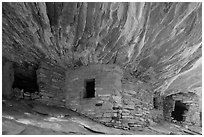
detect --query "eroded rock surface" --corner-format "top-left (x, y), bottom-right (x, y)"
top-left (2, 2), bottom-right (202, 94)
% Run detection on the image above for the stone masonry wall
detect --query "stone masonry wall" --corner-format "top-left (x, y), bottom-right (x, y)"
top-left (33, 62), bottom-right (154, 130)
top-left (163, 95), bottom-right (175, 122)
top-left (163, 92), bottom-right (201, 126)
top-left (172, 93), bottom-right (200, 126)
top-left (36, 60), bottom-right (66, 106)
top-left (2, 57), bottom-right (14, 98)
top-left (148, 93), bottom-right (164, 124)
top-left (65, 64), bottom-right (123, 127)
top-left (65, 64), bottom-right (153, 130)
top-left (121, 81), bottom-right (153, 130)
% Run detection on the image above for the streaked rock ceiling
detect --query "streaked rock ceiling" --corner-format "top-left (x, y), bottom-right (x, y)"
top-left (2, 2), bottom-right (202, 94)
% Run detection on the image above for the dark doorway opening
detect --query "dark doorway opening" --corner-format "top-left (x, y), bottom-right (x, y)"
top-left (171, 101), bottom-right (188, 122)
top-left (12, 63), bottom-right (39, 93)
top-left (153, 97), bottom-right (159, 109)
top-left (84, 79), bottom-right (95, 98)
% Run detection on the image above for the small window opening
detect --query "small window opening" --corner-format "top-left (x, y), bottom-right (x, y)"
top-left (153, 97), bottom-right (159, 109)
top-left (84, 79), bottom-right (95, 98)
top-left (171, 101), bottom-right (188, 122)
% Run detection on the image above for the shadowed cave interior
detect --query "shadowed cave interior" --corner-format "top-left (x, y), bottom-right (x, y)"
top-left (12, 63), bottom-right (39, 93)
top-left (171, 101), bottom-right (189, 122)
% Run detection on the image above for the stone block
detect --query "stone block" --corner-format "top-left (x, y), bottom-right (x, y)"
top-left (122, 115), bottom-right (134, 119)
top-left (126, 90), bottom-right (136, 95)
top-left (24, 96), bottom-right (31, 100)
top-left (24, 92), bottom-right (31, 97)
top-left (112, 95), bottom-right (121, 103)
top-left (134, 113), bottom-right (143, 117)
top-left (122, 112), bottom-right (130, 116)
top-left (113, 112), bottom-right (118, 117)
top-left (128, 123), bottom-right (135, 127)
top-left (39, 91), bottom-right (55, 97)
top-left (121, 118), bottom-right (133, 124)
top-left (124, 104), bottom-right (135, 110)
top-left (104, 122), bottom-right (114, 127)
top-left (139, 118), bottom-right (145, 122)
top-left (13, 88), bottom-right (24, 99)
top-left (86, 111), bottom-right (96, 116)
top-left (41, 95), bottom-right (51, 100)
top-left (98, 94), bottom-right (112, 97)
top-left (95, 100), bottom-right (104, 106)
top-left (130, 126), bottom-right (144, 131)
top-left (99, 117), bottom-right (112, 123)
top-left (123, 98), bottom-right (133, 105)
top-left (112, 106), bottom-right (122, 110)
top-left (149, 119), bottom-right (158, 126)
top-left (31, 93), bottom-right (40, 99)
top-left (99, 96), bottom-right (110, 101)
top-left (122, 110), bottom-right (131, 115)
top-left (102, 102), bottom-right (113, 110)
top-left (103, 112), bottom-right (113, 118)
top-left (142, 107), bottom-right (149, 111)
top-left (122, 109), bottom-right (131, 113)
top-left (94, 113), bottom-right (103, 118)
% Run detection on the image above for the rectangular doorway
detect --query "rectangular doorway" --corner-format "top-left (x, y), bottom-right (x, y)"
top-left (84, 79), bottom-right (95, 98)
top-left (171, 101), bottom-right (188, 122)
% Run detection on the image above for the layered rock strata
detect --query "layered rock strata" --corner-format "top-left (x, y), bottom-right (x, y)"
top-left (2, 2), bottom-right (202, 94)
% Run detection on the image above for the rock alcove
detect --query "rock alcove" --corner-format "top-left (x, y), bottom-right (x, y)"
top-left (2, 2), bottom-right (202, 135)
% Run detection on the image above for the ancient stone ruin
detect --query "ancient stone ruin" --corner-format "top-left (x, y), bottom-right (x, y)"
top-left (2, 2), bottom-right (202, 135)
